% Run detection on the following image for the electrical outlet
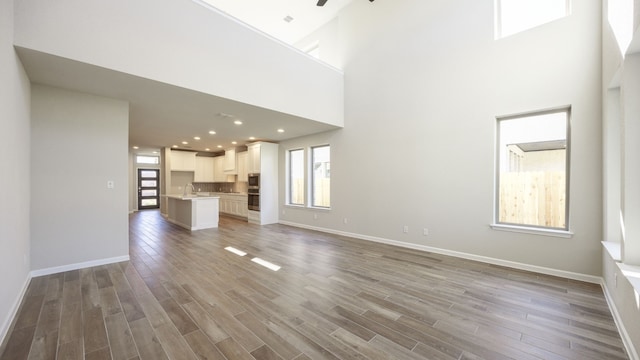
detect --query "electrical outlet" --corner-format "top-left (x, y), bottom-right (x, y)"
top-left (343, 218), bottom-right (348, 224)
top-left (107, 180), bottom-right (114, 189)
top-left (314, 214), bottom-right (318, 220)
top-left (282, 209), bottom-right (286, 215)
top-left (403, 225), bottom-right (409, 233)
top-left (423, 228), bottom-right (429, 236)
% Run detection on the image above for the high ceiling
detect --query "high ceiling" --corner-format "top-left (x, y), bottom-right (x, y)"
top-left (200, 0), bottom-right (354, 44)
top-left (17, 0), bottom-right (353, 155)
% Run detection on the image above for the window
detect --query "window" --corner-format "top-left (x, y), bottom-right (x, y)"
top-left (311, 145), bottom-right (331, 208)
top-left (495, 108), bottom-right (570, 230)
top-left (495, 0), bottom-right (571, 39)
top-left (136, 155), bottom-right (159, 164)
top-left (288, 149), bottom-right (305, 206)
top-left (608, 0), bottom-right (633, 54)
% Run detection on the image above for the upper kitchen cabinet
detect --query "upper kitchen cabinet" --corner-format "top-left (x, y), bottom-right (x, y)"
top-left (237, 151), bottom-right (248, 182)
top-left (213, 156), bottom-right (226, 182)
top-left (224, 148), bottom-right (237, 174)
top-left (170, 150), bottom-right (196, 171)
top-left (247, 143), bottom-right (261, 174)
top-left (194, 156), bottom-right (214, 182)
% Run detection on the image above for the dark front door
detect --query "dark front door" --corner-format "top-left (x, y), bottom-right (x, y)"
top-left (138, 169), bottom-right (160, 210)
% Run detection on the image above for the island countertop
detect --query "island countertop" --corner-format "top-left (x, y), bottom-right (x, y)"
top-left (165, 195), bottom-right (219, 230)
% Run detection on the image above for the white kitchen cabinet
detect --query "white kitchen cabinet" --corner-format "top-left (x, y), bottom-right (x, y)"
top-left (224, 148), bottom-right (237, 174)
top-left (194, 156), bottom-right (214, 182)
top-left (247, 143), bottom-right (261, 174)
top-left (246, 142), bottom-right (278, 225)
top-left (237, 151), bottom-right (248, 182)
top-left (170, 150), bottom-right (196, 171)
top-left (216, 193), bottom-right (248, 218)
top-left (213, 156), bottom-right (226, 182)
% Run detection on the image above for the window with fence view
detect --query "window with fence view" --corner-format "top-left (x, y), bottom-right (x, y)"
top-left (312, 145), bottom-right (331, 208)
top-left (496, 108), bottom-right (570, 230)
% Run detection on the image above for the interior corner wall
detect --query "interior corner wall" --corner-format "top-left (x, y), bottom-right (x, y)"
top-left (30, 84), bottom-right (129, 271)
top-left (280, 0), bottom-right (603, 278)
top-left (0, 0), bottom-right (32, 344)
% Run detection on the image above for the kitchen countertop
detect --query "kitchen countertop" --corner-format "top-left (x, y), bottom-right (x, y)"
top-left (165, 194), bottom-right (220, 200)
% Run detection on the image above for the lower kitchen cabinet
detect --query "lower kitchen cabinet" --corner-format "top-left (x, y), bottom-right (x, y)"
top-left (215, 193), bottom-right (248, 218)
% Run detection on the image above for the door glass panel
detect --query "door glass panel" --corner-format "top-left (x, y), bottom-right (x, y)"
top-left (141, 189), bottom-right (157, 196)
top-left (141, 180), bottom-right (157, 187)
top-left (141, 199), bottom-right (157, 206)
top-left (140, 170), bottom-right (158, 178)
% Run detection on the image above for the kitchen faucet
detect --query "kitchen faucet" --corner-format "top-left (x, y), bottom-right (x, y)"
top-left (183, 183), bottom-right (195, 196)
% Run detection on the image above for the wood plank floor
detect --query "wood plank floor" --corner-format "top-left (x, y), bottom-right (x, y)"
top-left (1, 210), bottom-right (629, 359)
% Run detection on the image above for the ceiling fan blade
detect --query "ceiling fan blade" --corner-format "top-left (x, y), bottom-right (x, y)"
top-left (317, 0), bottom-right (328, 6)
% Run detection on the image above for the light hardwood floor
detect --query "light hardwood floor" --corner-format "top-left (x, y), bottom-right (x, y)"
top-left (1, 210), bottom-right (629, 359)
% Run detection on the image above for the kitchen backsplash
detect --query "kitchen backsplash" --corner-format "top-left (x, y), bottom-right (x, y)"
top-left (193, 181), bottom-right (248, 193)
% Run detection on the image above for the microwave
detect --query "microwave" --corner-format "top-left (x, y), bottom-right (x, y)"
top-left (248, 173), bottom-right (259, 188)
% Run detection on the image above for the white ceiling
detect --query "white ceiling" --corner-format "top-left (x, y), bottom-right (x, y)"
top-left (200, 0), bottom-right (354, 44)
top-left (16, 0), bottom-right (353, 155)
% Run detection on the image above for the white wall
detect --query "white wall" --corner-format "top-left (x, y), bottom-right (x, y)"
top-left (602, 0), bottom-right (640, 357)
top-left (30, 85), bottom-right (129, 271)
top-left (0, 0), bottom-right (32, 344)
top-left (13, 0), bottom-right (344, 127)
top-left (280, 0), bottom-right (603, 278)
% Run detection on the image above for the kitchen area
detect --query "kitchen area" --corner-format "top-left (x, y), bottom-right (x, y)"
top-left (156, 141), bottom-right (278, 230)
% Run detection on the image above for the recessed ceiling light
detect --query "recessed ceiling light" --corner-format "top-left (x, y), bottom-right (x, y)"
top-left (209, 130), bottom-right (216, 135)
top-left (205, 148), bottom-right (210, 151)
top-left (217, 145), bottom-right (222, 148)
top-left (172, 145), bottom-right (179, 148)
top-left (277, 129), bottom-right (285, 133)
top-left (234, 120), bottom-right (243, 125)
top-left (194, 136), bottom-right (201, 140)
top-left (132, 146), bottom-right (139, 149)
top-left (232, 141), bottom-right (237, 145)
top-left (182, 141), bottom-right (188, 145)
top-left (249, 136), bottom-right (255, 140)
top-left (152, 151), bottom-right (158, 154)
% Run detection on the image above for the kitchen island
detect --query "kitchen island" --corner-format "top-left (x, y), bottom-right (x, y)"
top-left (165, 195), bottom-right (220, 230)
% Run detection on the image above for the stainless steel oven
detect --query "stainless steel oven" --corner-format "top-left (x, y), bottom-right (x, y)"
top-left (248, 188), bottom-right (260, 211)
top-left (248, 173), bottom-right (260, 188)
top-left (248, 173), bottom-right (260, 211)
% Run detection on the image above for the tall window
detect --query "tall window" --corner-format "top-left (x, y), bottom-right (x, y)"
top-left (496, 108), bottom-right (570, 230)
top-left (495, 0), bottom-right (571, 39)
top-left (312, 145), bottom-right (331, 208)
top-left (288, 149), bottom-right (305, 206)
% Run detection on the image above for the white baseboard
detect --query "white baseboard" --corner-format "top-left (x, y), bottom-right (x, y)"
top-left (278, 221), bottom-right (601, 284)
top-left (0, 273), bottom-right (32, 351)
top-left (601, 279), bottom-right (640, 360)
top-left (30, 255), bottom-right (130, 277)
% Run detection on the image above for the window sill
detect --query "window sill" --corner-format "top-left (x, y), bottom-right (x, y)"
top-left (284, 204), bottom-right (331, 211)
top-left (490, 224), bottom-right (574, 238)
top-left (602, 241), bottom-right (622, 262)
top-left (617, 262), bottom-right (640, 296)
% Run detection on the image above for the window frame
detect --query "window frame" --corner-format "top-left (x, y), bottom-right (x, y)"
top-left (287, 148), bottom-right (305, 206)
top-left (136, 155), bottom-right (159, 165)
top-left (493, 106), bottom-right (572, 235)
top-left (494, 0), bottom-right (571, 39)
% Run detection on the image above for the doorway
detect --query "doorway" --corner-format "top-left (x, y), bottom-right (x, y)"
top-left (138, 169), bottom-right (160, 210)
